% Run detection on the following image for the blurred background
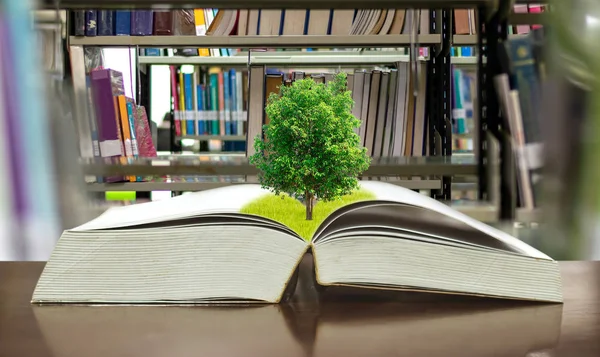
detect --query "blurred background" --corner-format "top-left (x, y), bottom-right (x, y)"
top-left (0, 0), bottom-right (598, 261)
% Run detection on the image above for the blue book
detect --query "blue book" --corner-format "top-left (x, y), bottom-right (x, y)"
top-left (144, 48), bottom-right (161, 56)
top-left (223, 71), bottom-right (231, 152)
top-left (115, 10), bottom-right (131, 35)
top-left (229, 69), bottom-right (237, 136)
top-left (197, 84), bottom-right (205, 135)
top-left (131, 11), bottom-right (153, 36)
top-left (505, 36), bottom-right (541, 144)
top-left (183, 73), bottom-right (195, 135)
top-left (97, 10), bottom-right (114, 36)
top-left (84, 10), bottom-right (97, 36)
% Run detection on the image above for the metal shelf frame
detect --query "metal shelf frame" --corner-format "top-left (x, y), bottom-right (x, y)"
top-left (86, 179), bottom-right (442, 192)
top-left (70, 34), bottom-right (442, 48)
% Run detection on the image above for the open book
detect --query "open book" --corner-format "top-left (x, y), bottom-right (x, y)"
top-left (32, 181), bottom-right (562, 304)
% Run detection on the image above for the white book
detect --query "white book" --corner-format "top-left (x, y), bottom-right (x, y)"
top-left (32, 182), bottom-right (562, 304)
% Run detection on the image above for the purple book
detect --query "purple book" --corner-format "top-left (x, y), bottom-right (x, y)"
top-left (131, 10), bottom-right (153, 36)
top-left (90, 69), bottom-right (126, 182)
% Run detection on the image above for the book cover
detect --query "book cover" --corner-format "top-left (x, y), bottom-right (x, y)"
top-left (131, 10), bottom-right (153, 36)
top-left (115, 10), bottom-right (131, 35)
top-left (133, 105), bottom-right (157, 158)
top-left (97, 10), bottom-right (115, 36)
top-left (90, 69), bottom-right (125, 182)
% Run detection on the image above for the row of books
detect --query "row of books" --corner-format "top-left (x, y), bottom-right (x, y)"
top-left (213, 9), bottom-right (431, 37)
top-left (170, 66), bottom-right (247, 152)
top-left (242, 64), bottom-right (430, 159)
top-left (72, 6), bottom-right (545, 40)
top-left (172, 63), bottom-right (475, 157)
top-left (85, 69), bottom-right (157, 183)
top-left (453, 5), bottom-right (546, 36)
top-left (72, 9), bottom-right (207, 37)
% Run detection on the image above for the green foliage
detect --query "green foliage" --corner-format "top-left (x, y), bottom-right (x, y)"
top-left (239, 189), bottom-right (376, 241)
top-left (249, 72), bottom-right (371, 219)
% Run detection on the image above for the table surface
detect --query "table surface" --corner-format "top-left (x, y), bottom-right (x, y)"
top-left (1, 260), bottom-right (599, 357)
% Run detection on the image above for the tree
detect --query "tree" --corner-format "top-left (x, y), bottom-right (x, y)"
top-left (249, 72), bottom-right (371, 220)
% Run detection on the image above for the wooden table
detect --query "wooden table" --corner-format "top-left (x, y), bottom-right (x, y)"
top-left (1, 261), bottom-right (599, 357)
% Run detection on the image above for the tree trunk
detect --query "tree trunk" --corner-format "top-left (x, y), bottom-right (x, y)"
top-left (305, 191), bottom-right (314, 220)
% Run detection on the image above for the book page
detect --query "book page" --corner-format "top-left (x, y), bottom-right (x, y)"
top-left (357, 181), bottom-right (551, 260)
top-left (314, 203), bottom-right (527, 255)
top-left (72, 184), bottom-right (268, 231)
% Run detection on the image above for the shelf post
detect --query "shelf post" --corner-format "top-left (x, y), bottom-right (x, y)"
top-left (477, 6), bottom-right (514, 220)
top-left (428, 8), bottom-right (452, 200)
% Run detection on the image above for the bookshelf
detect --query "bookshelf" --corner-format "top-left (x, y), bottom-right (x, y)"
top-left (80, 155), bottom-right (478, 176)
top-left (138, 51), bottom-right (479, 66)
top-left (54, 0), bottom-right (548, 223)
top-left (86, 179), bottom-right (443, 192)
top-left (69, 34), bottom-right (443, 47)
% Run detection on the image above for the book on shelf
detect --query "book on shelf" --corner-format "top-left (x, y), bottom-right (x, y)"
top-left (171, 65), bottom-right (248, 152)
top-left (451, 66), bottom-right (476, 153)
top-left (244, 64), bottom-right (429, 158)
top-left (494, 28), bottom-right (545, 209)
top-left (85, 68), bottom-right (157, 183)
top-left (72, 8), bottom-right (431, 46)
top-left (32, 181), bottom-right (562, 304)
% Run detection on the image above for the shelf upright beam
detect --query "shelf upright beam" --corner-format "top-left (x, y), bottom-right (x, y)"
top-left (428, 8), bottom-right (453, 199)
top-left (477, 5), bottom-right (514, 220)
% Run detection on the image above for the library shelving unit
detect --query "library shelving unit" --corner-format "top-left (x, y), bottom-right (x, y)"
top-left (45, 0), bottom-right (546, 223)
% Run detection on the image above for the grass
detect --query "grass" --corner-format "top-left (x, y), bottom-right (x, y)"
top-left (240, 189), bottom-right (376, 241)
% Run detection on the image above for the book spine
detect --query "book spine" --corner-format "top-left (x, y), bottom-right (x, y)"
top-left (218, 71), bottom-right (225, 136)
top-left (97, 10), bottom-right (115, 36)
top-left (125, 100), bottom-right (142, 181)
top-left (192, 70), bottom-right (199, 135)
top-left (209, 72), bottom-right (219, 135)
top-left (170, 66), bottom-right (181, 136)
top-left (184, 73), bottom-right (195, 135)
top-left (153, 10), bottom-right (174, 35)
top-left (223, 70), bottom-right (231, 137)
top-left (90, 70), bottom-right (124, 182)
top-left (116, 96), bottom-right (135, 182)
top-left (73, 11), bottom-right (86, 36)
top-left (230, 69), bottom-right (237, 137)
top-left (197, 84), bottom-right (204, 135)
top-left (134, 105), bottom-right (158, 158)
top-left (178, 69), bottom-right (187, 136)
top-left (131, 10), bottom-right (153, 36)
top-left (84, 10), bottom-right (97, 36)
top-left (115, 10), bottom-right (131, 35)
top-left (144, 48), bottom-right (161, 56)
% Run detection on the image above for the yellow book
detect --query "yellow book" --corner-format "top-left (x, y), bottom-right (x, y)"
top-left (117, 96), bottom-right (135, 182)
top-left (179, 71), bottom-right (187, 136)
top-left (194, 9), bottom-right (210, 57)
